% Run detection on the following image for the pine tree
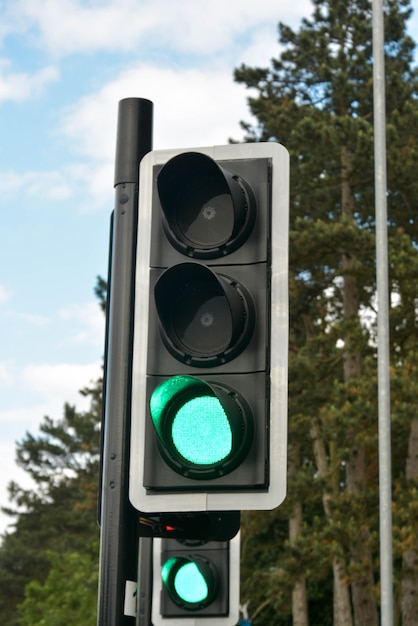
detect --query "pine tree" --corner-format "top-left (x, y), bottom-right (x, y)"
top-left (18, 548), bottom-right (99, 625)
top-left (0, 386), bottom-right (101, 626)
top-left (235, 1), bottom-right (418, 624)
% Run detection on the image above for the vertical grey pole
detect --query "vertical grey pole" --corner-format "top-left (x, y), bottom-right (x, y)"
top-left (97, 98), bottom-right (153, 626)
top-left (136, 537), bottom-right (153, 626)
top-left (372, 3), bottom-right (393, 625)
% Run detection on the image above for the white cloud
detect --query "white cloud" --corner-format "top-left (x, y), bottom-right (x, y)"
top-left (0, 170), bottom-right (73, 201)
top-left (14, 312), bottom-right (50, 325)
top-left (0, 360), bottom-right (99, 415)
top-left (9, 0), bottom-right (313, 58)
top-left (1, 58), bottom-right (264, 215)
top-left (0, 404), bottom-right (42, 425)
top-left (0, 359), bottom-right (102, 537)
top-left (22, 361), bottom-right (102, 410)
top-left (0, 363), bottom-right (12, 385)
top-left (60, 63), bottom-right (251, 152)
top-left (59, 300), bottom-right (105, 349)
top-left (57, 62), bottom-right (257, 211)
top-left (0, 0), bottom-right (316, 213)
top-left (11, 0), bottom-right (145, 57)
top-left (60, 96), bottom-right (118, 162)
top-left (0, 361), bottom-right (101, 433)
top-left (0, 284), bottom-right (11, 304)
top-left (0, 58), bottom-right (58, 102)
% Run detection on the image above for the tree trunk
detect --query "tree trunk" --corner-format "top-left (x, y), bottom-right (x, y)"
top-left (310, 417), bottom-right (353, 626)
top-left (401, 417), bottom-right (418, 625)
top-left (341, 145), bottom-right (378, 626)
top-left (288, 443), bottom-right (309, 626)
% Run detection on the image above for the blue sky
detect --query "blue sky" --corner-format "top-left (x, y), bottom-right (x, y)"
top-left (0, 0), bottom-right (417, 538)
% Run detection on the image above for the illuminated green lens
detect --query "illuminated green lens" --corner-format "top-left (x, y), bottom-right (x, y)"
top-left (172, 396), bottom-right (232, 464)
top-left (161, 557), bottom-right (211, 607)
top-left (149, 375), bottom-right (254, 480)
top-left (150, 376), bottom-right (234, 467)
top-left (150, 376), bottom-right (193, 429)
top-left (174, 562), bottom-right (208, 603)
top-left (161, 557), bottom-right (175, 584)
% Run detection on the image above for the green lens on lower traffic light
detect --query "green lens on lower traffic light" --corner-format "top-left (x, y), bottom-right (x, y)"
top-left (161, 554), bottom-right (217, 610)
top-left (149, 375), bottom-right (253, 480)
top-left (172, 562), bottom-right (208, 603)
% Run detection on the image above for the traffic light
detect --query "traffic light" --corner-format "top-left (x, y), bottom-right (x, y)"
top-left (151, 534), bottom-right (240, 626)
top-left (129, 142), bottom-right (289, 512)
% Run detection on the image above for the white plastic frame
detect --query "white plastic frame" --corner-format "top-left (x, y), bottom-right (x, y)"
top-left (151, 533), bottom-right (241, 626)
top-left (129, 142), bottom-right (289, 512)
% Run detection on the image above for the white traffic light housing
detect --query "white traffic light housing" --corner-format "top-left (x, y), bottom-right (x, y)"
top-left (152, 534), bottom-right (240, 626)
top-left (129, 142), bottom-right (289, 512)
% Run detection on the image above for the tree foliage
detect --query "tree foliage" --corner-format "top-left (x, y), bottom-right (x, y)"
top-left (235, 1), bottom-right (418, 624)
top-left (0, 282), bottom-right (103, 626)
top-left (18, 547), bottom-right (98, 626)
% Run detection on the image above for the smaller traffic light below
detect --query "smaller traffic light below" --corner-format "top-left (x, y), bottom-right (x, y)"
top-left (152, 534), bottom-right (240, 626)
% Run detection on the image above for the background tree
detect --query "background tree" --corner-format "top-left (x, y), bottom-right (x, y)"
top-left (235, 0), bottom-right (418, 624)
top-left (0, 278), bottom-right (104, 626)
top-left (18, 548), bottom-right (98, 626)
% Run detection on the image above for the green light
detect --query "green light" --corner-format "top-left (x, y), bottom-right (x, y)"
top-left (161, 557), bottom-right (176, 586)
top-left (150, 376), bottom-right (195, 441)
top-left (174, 562), bottom-right (209, 603)
top-left (150, 376), bottom-right (233, 466)
top-left (149, 375), bottom-right (254, 479)
top-left (172, 396), bottom-right (232, 465)
top-left (161, 557), bottom-right (210, 606)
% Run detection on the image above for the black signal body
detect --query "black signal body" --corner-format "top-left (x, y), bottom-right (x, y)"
top-left (145, 154), bottom-right (268, 494)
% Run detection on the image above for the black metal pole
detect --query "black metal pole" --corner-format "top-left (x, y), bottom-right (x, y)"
top-left (97, 98), bottom-right (153, 626)
top-left (136, 537), bottom-right (153, 626)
